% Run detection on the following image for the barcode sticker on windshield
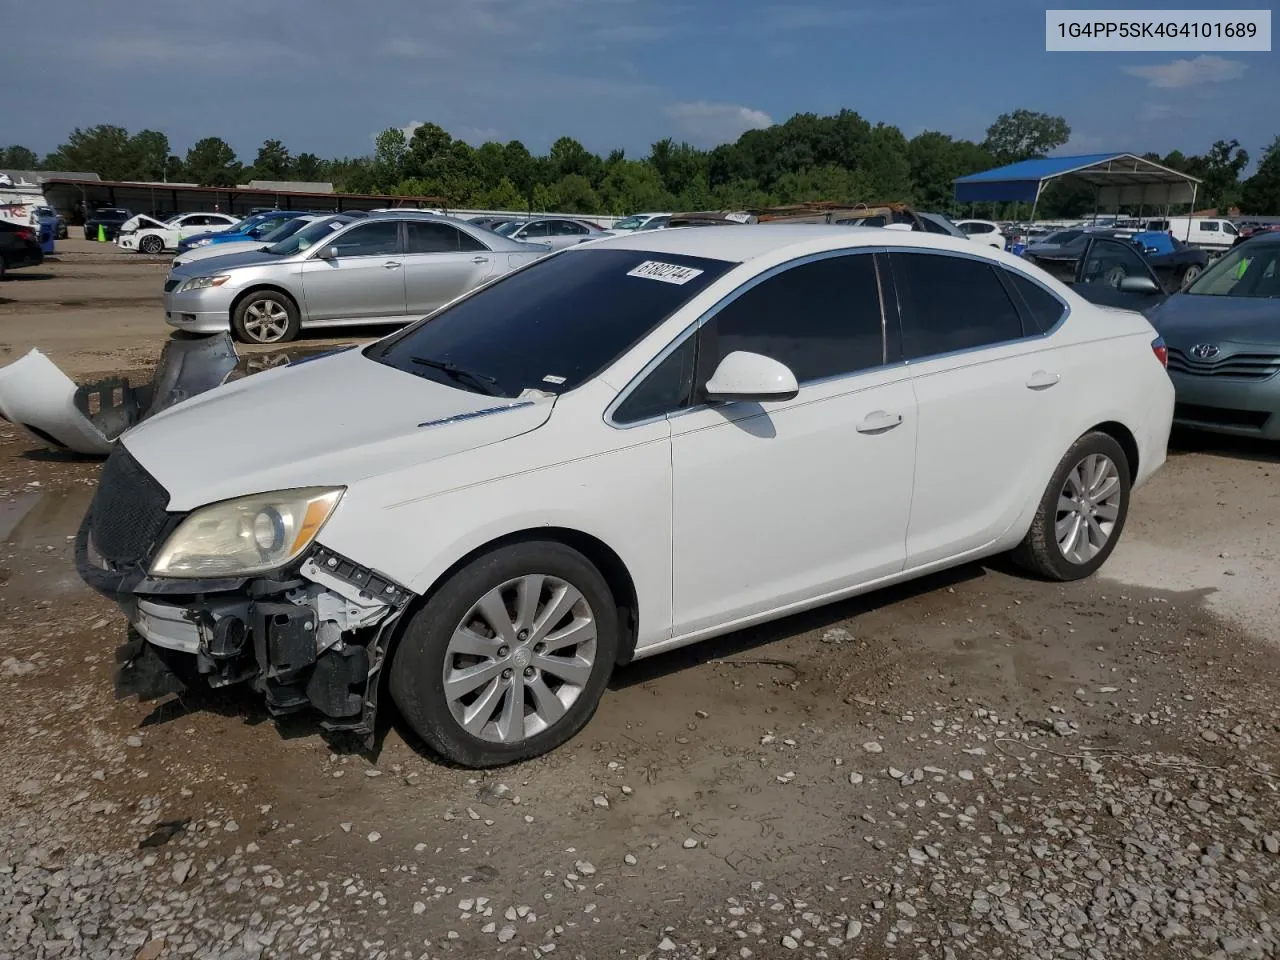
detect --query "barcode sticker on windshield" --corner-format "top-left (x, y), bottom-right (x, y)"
top-left (627, 260), bottom-right (704, 285)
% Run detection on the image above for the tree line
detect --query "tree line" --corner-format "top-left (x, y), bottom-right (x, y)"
top-left (2, 109), bottom-right (1277, 216)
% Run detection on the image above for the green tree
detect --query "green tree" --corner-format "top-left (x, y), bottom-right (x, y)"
top-left (598, 160), bottom-right (674, 214)
top-left (981, 109), bottom-right (1071, 165)
top-left (372, 128), bottom-right (408, 189)
top-left (1199, 138), bottom-right (1249, 212)
top-left (250, 138), bottom-right (292, 180)
top-left (46, 124), bottom-right (134, 179)
top-left (184, 137), bottom-right (243, 186)
top-left (549, 136), bottom-right (600, 184)
top-left (0, 145), bottom-right (40, 170)
top-left (502, 140), bottom-right (535, 198)
top-left (530, 182), bottom-right (555, 212)
top-left (1240, 136), bottom-right (1280, 214)
top-left (405, 123), bottom-right (453, 181)
top-left (292, 152), bottom-right (324, 181)
top-left (483, 176), bottom-right (526, 210)
top-left (861, 123), bottom-right (913, 199)
top-left (550, 173), bottom-right (600, 213)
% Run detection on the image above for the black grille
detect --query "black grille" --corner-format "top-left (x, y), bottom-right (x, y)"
top-left (89, 444), bottom-right (172, 566)
top-left (1167, 348), bottom-right (1280, 380)
top-left (1174, 403), bottom-right (1271, 429)
top-left (163, 278), bottom-right (181, 293)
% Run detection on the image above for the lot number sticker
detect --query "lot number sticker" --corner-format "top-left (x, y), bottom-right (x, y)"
top-left (627, 260), bottom-right (704, 285)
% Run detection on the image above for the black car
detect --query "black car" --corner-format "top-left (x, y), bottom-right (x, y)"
top-left (0, 220), bottom-right (44, 278)
top-left (1024, 231), bottom-right (1204, 301)
top-left (1023, 234), bottom-right (1171, 313)
top-left (83, 207), bottom-right (133, 241)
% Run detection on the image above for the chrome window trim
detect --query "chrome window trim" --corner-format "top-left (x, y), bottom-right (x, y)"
top-left (605, 247), bottom-right (894, 430)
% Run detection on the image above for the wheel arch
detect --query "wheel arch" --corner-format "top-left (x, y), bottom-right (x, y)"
top-left (229, 282), bottom-right (302, 320)
top-left (1089, 420), bottom-right (1139, 479)
top-left (393, 526), bottom-right (642, 666)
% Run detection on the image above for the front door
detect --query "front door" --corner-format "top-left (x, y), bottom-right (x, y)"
top-left (668, 252), bottom-right (918, 637)
top-left (1073, 237), bottom-right (1167, 312)
top-left (300, 220), bottom-right (406, 321)
top-left (401, 221), bottom-right (495, 316)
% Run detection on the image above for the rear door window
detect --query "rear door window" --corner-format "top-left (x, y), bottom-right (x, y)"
top-left (891, 253), bottom-right (1027, 360)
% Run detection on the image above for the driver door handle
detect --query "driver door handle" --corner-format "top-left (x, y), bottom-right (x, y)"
top-left (1026, 370), bottom-right (1060, 390)
top-left (383, 260), bottom-right (402, 269)
top-left (855, 410), bottom-right (904, 434)
top-left (471, 256), bottom-right (490, 264)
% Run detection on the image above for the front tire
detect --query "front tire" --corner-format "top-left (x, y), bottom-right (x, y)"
top-left (390, 542), bottom-right (618, 768)
top-left (231, 291), bottom-right (300, 344)
top-left (139, 234), bottom-right (165, 255)
top-left (1179, 263), bottom-right (1201, 287)
top-left (1011, 431), bottom-right (1131, 581)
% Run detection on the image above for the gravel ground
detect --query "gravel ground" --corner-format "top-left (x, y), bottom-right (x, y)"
top-left (1, 250), bottom-right (1277, 959)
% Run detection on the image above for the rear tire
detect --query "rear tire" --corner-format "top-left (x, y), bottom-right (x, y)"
top-left (1011, 431), bottom-right (1131, 581)
top-left (1179, 263), bottom-right (1201, 287)
top-left (390, 541), bottom-right (618, 768)
top-left (231, 291), bottom-right (301, 344)
top-left (139, 234), bottom-right (165, 255)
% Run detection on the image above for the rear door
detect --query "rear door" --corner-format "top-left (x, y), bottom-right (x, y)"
top-left (402, 221), bottom-right (495, 315)
top-left (887, 250), bottom-right (1064, 567)
top-left (299, 220), bottom-right (406, 321)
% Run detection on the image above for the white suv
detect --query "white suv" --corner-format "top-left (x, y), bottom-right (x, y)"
top-left (955, 219), bottom-right (1006, 249)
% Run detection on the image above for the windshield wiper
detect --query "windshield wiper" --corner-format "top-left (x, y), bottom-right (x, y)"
top-left (409, 356), bottom-right (504, 396)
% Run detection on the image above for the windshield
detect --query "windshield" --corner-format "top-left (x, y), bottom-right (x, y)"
top-left (494, 221), bottom-right (523, 236)
top-left (1184, 241), bottom-right (1280, 298)
top-left (232, 214), bottom-right (270, 233)
top-left (258, 218), bottom-right (309, 243)
top-left (368, 248), bottom-right (736, 397)
top-left (1036, 229), bottom-right (1084, 245)
top-left (265, 217), bottom-right (351, 255)
top-left (612, 216), bottom-right (647, 231)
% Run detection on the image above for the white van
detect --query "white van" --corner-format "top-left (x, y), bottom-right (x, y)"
top-left (1141, 217), bottom-right (1239, 253)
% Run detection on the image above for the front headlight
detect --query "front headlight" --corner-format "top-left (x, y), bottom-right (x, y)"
top-left (149, 487), bottom-right (344, 578)
top-left (178, 274), bottom-right (230, 293)
top-left (193, 238), bottom-right (213, 247)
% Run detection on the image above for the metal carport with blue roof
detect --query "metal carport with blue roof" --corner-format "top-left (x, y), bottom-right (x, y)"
top-left (953, 153), bottom-right (1201, 218)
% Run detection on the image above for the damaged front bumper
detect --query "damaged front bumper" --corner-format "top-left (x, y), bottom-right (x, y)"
top-left (78, 499), bottom-right (413, 743)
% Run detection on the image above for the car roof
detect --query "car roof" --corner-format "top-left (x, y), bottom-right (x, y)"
top-left (573, 223), bottom-right (988, 262)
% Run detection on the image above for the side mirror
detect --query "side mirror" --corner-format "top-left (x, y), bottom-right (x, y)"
top-left (316, 244), bottom-right (337, 260)
top-left (702, 351), bottom-right (799, 404)
top-left (1118, 275), bottom-right (1160, 295)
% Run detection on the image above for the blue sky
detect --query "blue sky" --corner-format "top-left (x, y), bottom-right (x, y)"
top-left (8, 0), bottom-right (1276, 167)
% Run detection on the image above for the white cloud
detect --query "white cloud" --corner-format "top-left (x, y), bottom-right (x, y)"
top-left (1123, 55), bottom-right (1246, 89)
top-left (398, 121), bottom-right (425, 139)
top-left (663, 101), bottom-right (773, 147)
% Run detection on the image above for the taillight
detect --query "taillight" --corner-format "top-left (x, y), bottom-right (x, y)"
top-left (1151, 336), bottom-right (1168, 367)
top-left (16, 228), bottom-right (35, 242)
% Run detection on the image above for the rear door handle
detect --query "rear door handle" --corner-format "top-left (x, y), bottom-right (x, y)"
top-left (471, 256), bottom-right (490, 264)
top-left (383, 260), bottom-right (402, 269)
top-left (855, 410), bottom-right (904, 434)
top-left (1026, 370), bottom-right (1060, 390)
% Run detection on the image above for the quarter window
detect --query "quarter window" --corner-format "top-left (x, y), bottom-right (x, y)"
top-left (1006, 271), bottom-right (1066, 332)
top-left (891, 253), bottom-right (1025, 359)
top-left (613, 337), bottom-right (697, 424)
top-left (696, 253), bottom-right (884, 385)
top-left (520, 221), bottom-right (551, 238)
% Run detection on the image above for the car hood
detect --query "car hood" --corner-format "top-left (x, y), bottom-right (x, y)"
top-left (1148, 294), bottom-right (1280, 349)
top-left (170, 248), bottom-right (288, 276)
top-left (183, 230), bottom-right (238, 246)
top-left (121, 347), bottom-right (556, 511)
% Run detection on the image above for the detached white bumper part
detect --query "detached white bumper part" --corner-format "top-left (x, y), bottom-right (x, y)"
top-left (0, 348), bottom-right (113, 455)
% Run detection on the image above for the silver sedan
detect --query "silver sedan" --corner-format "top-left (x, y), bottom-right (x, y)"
top-left (494, 217), bottom-right (603, 250)
top-left (162, 213), bottom-right (552, 344)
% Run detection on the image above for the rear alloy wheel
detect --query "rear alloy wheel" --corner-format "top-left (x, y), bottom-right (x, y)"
top-left (232, 292), bottom-right (300, 344)
top-left (390, 542), bottom-right (618, 767)
top-left (1012, 431), bottom-right (1131, 581)
top-left (139, 234), bottom-right (165, 255)
top-left (1180, 264), bottom-right (1201, 287)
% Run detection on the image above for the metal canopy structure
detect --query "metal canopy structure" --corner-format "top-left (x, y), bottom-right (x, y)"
top-left (953, 153), bottom-right (1201, 216)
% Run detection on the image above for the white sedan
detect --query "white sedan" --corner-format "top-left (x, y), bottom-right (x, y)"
top-left (955, 219), bottom-right (1006, 249)
top-left (78, 226), bottom-right (1174, 767)
top-left (118, 212), bottom-right (239, 254)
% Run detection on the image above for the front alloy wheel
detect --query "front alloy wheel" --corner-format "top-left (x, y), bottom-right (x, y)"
top-left (232, 293), bottom-right (300, 344)
top-left (140, 234), bottom-right (164, 255)
top-left (390, 541), bottom-right (618, 767)
top-left (443, 575), bottom-right (597, 743)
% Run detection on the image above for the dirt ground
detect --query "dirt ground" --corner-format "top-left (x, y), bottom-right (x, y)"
top-left (1, 242), bottom-right (1278, 960)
